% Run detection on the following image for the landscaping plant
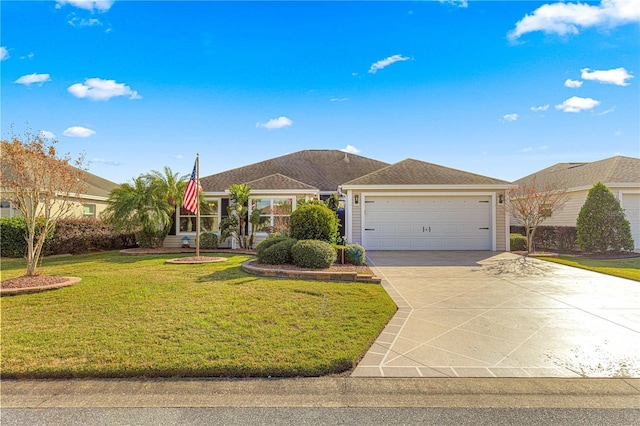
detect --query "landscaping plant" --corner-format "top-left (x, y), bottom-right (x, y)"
top-left (292, 240), bottom-right (337, 269)
top-left (576, 182), bottom-right (634, 254)
top-left (289, 203), bottom-right (339, 244)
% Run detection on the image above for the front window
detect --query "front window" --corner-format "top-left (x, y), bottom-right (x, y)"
top-left (82, 204), bottom-right (96, 218)
top-left (251, 198), bottom-right (293, 234)
top-left (179, 200), bottom-right (219, 233)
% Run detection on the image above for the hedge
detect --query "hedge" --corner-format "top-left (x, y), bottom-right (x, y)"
top-left (291, 239), bottom-right (337, 269)
top-left (510, 226), bottom-right (577, 253)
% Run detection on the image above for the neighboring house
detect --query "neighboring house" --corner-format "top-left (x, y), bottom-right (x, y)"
top-left (0, 167), bottom-right (119, 220)
top-left (512, 156), bottom-right (640, 250)
top-left (169, 149), bottom-right (512, 251)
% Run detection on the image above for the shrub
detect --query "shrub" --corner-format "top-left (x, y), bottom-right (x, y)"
top-left (577, 182), bottom-right (634, 253)
top-left (510, 233), bottom-right (527, 251)
top-left (344, 244), bottom-right (366, 266)
top-left (260, 238), bottom-right (297, 265)
top-left (0, 216), bottom-right (52, 258)
top-left (555, 227), bottom-right (577, 253)
top-left (256, 236), bottom-right (290, 258)
top-left (291, 239), bottom-right (337, 269)
top-left (199, 232), bottom-right (218, 249)
top-left (289, 203), bottom-right (339, 244)
top-left (48, 218), bottom-right (135, 255)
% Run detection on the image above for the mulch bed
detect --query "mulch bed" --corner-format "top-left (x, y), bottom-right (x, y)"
top-left (1, 275), bottom-right (69, 290)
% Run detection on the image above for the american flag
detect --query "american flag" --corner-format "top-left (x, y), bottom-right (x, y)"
top-left (182, 161), bottom-right (199, 214)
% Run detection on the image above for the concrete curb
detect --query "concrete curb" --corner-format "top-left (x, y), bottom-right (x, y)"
top-left (2, 377), bottom-right (639, 409)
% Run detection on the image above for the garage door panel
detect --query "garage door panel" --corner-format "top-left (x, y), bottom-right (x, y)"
top-left (364, 196), bottom-right (492, 251)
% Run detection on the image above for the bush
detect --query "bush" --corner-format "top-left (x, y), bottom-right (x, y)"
top-left (510, 233), bottom-right (527, 251)
top-left (257, 236), bottom-right (290, 258)
top-left (48, 218), bottom-right (135, 255)
top-left (577, 182), bottom-right (634, 253)
top-left (260, 238), bottom-right (297, 265)
top-left (199, 232), bottom-right (218, 249)
top-left (555, 227), bottom-right (577, 253)
top-left (344, 244), bottom-right (366, 266)
top-left (289, 203), bottom-right (339, 244)
top-left (0, 216), bottom-right (53, 258)
top-left (291, 239), bottom-right (337, 269)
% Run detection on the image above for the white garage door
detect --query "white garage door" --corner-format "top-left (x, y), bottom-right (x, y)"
top-left (363, 196), bottom-right (492, 250)
top-left (621, 193), bottom-right (640, 250)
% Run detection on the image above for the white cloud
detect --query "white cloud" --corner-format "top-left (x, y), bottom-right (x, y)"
top-left (0, 46), bottom-right (8, 61)
top-left (439, 0), bottom-right (468, 8)
top-left (63, 126), bottom-right (96, 137)
top-left (508, 0), bottom-right (640, 41)
top-left (68, 16), bottom-right (103, 27)
top-left (520, 147), bottom-right (534, 152)
top-left (614, 131), bottom-right (622, 136)
top-left (555, 96), bottom-right (600, 113)
top-left (564, 79), bottom-right (583, 88)
top-left (341, 145), bottom-right (360, 154)
top-left (530, 104), bottom-right (550, 112)
top-left (520, 145), bottom-right (548, 153)
top-left (369, 54), bottom-right (411, 74)
top-left (39, 130), bottom-right (56, 139)
top-left (15, 73), bottom-right (51, 86)
top-left (330, 97), bottom-right (348, 102)
top-left (503, 113), bottom-right (518, 122)
top-left (89, 158), bottom-right (120, 166)
top-left (20, 52), bottom-right (35, 60)
top-left (256, 116), bottom-right (293, 130)
top-left (56, 1), bottom-right (114, 12)
top-left (581, 67), bottom-right (633, 86)
top-left (68, 78), bottom-right (141, 100)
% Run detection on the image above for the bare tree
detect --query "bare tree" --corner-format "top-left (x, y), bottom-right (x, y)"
top-left (506, 178), bottom-right (568, 253)
top-left (1, 129), bottom-right (85, 276)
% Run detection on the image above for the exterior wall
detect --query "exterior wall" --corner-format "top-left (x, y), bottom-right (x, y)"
top-left (495, 200), bottom-right (507, 251)
top-left (535, 190), bottom-right (588, 227)
top-left (0, 198), bottom-right (110, 220)
top-left (346, 188), bottom-right (508, 251)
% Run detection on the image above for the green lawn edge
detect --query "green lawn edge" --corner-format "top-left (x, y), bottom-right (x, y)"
top-left (1, 251), bottom-right (396, 379)
top-left (537, 256), bottom-right (640, 281)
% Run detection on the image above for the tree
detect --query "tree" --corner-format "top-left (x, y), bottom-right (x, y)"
top-left (576, 182), bottom-right (634, 254)
top-left (289, 202), bottom-right (339, 244)
top-left (0, 129), bottom-right (85, 276)
top-left (142, 166), bottom-right (188, 211)
top-left (102, 177), bottom-right (173, 248)
top-left (507, 179), bottom-right (567, 253)
top-left (220, 183), bottom-right (252, 249)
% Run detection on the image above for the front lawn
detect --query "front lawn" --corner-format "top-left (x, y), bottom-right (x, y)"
top-left (537, 255), bottom-right (640, 281)
top-left (0, 251), bottom-right (396, 379)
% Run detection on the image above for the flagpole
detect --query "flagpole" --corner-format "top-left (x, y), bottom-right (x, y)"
top-left (195, 153), bottom-right (200, 257)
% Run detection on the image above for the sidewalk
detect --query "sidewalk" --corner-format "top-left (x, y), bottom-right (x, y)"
top-left (2, 377), bottom-right (640, 409)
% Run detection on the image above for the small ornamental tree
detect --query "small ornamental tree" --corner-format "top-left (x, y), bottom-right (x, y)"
top-left (576, 182), bottom-right (634, 254)
top-left (0, 129), bottom-right (85, 276)
top-left (220, 183), bottom-right (252, 249)
top-left (507, 179), bottom-right (567, 253)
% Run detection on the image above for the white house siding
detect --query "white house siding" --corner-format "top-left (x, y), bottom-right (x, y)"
top-left (537, 190), bottom-right (589, 227)
top-left (621, 192), bottom-right (640, 250)
top-left (349, 193), bottom-right (362, 246)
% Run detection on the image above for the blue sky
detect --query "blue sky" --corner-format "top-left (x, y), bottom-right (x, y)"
top-left (2, 0), bottom-right (639, 184)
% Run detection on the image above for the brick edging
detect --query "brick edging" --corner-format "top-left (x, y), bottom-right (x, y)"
top-left (242, 260), bottom-right (380, 283)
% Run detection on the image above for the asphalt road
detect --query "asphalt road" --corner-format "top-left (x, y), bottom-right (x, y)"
top-left (3, 407), bottom-right (640, 425)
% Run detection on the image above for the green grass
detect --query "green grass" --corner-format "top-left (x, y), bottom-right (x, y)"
top-left (1, 251), bottom-right (396, 379)
top-left (537, 255), bottom-right (640, 281)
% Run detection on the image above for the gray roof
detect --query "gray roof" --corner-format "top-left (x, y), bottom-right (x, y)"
top-left (514, 156), bottom-right (640, 188)
top-left (201, 150), bottom-right (389, 192)
top-left (82, 168), bottom-right (119, 198)
top-left (343, 158), bottom-right (510, 186)
top-left (245, 173), bottom-right (318, 191)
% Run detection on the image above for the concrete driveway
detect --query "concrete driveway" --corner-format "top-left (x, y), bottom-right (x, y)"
top-left (353, 251), bottom-right (640, 378)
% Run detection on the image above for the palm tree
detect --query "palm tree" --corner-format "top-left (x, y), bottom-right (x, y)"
top-left (103, 176), bottom-right (173, 248)
top-left (142, 166), bottom-right (188, 214)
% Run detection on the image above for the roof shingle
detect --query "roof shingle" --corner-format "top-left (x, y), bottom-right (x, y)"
top-left (514, 156), bottom-right (640, 188)
top-left (343, 158), bottom-right (510, 186)
top-left (200, 150), bottom-right (389, 192)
